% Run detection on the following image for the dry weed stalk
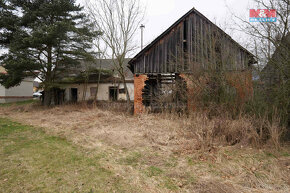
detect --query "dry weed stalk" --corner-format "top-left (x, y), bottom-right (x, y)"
top-left (176, 110), bottom-right (285, 151)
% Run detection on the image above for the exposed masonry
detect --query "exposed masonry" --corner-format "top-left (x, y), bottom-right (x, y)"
top-left (180, 72), bottom-right (253, 111)
top-left (134, 74), bottom-right (148, 114)
top-left (226, 71), bottom-right (253, 104)
top-left (179, 73), bottom-right (196, 111)
top-left (134, 73), bottom-right (189, 114)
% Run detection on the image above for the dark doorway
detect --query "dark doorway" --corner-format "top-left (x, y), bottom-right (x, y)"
top-left (54, 88), bottom-right (65, 105)
top-left (71, 88), bottom-right (78, 102)
top-left (109, 86), bottom-right (118, 101)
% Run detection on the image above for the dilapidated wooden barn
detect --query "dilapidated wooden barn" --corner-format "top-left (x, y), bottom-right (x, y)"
top-left (129, 7), bottom-right (256, 114)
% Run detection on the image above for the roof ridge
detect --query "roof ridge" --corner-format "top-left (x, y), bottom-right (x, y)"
top-left (129, 7), bottom-right (255, 64)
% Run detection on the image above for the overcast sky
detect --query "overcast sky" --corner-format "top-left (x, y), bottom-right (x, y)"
top-left (0, 0), bottom-right (252, 55)
top-left (79, 0), bottom-right (252, 52)
top-left (140, 0), bottom-right (251, 45)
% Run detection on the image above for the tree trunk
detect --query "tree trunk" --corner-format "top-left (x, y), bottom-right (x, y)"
top-left (94, 60), bottom-right (102, 103)
top-left (121, 74), bottom-right (131, 105)
top-left (43, 88), bottom-right (52, 106)
top-left (82, 75), bottom-right (88, 101)
top-left (44, 45), bottom-right (53, 107)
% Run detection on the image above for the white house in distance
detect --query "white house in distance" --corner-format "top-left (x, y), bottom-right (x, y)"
top-left (0, 66), bottom-right (34, 103)
top-left (53, 59), bottom-right (134, 104)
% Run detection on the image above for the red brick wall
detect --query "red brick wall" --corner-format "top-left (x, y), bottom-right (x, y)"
top-left (180, 73), bottom-right (197, 111)
top-left (226, 70), bottom-right (253, 104)
top-left (180, 71), bottom-right (253, 111)
top-left (134, 74), bottom-right (148, 114)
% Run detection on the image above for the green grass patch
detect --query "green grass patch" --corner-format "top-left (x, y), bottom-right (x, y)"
top-left (264, 151), bottom-right (277, 158)
top-left (118, 151), bottom-right (141, 166)
top-left (165, 156), bottom-right (178, 167)
top-left (0, 99), bottom-right (37, 107)
top-left (0, 118), bottom-right (134, 192)
top-left (281, 152), bottom-right (290, 157)
top-left (145, 166), bottom-right (163, 177)
top-left (163, 177), bottom-right (178, 190)
top-left (187, 157), bottom-right (202, 166)
top-left (186, 174), bottom-right (197, 185)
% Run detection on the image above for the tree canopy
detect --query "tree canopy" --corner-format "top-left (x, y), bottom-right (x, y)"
top-left (0, 0), bottom-right (99, 105)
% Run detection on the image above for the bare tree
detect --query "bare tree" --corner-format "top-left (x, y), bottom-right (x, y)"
top-left (86, 0), bottom-right (144, 105)
top-left (228, 0), bottom-right (289, 68)
top-left (91, 37), bottom-right (108, 103)
top-left (227, 0), bottom-right (290, 127)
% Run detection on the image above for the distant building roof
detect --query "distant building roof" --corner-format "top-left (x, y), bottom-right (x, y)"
top-left (57, 58), bottom-right (133, 84)
top-left (64, 58), bottom-right (133, 79)
top-left (88, 58), bottom-right (133, 79)
top-left (261, 33), bottom-right (290, 85)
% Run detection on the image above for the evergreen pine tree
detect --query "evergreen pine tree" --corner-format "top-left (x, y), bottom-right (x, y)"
top-left (0, 0), bottom-right (99, 106)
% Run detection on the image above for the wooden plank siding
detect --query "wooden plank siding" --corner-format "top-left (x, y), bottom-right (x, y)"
top-left (129, 8), bottom-right (255, 74)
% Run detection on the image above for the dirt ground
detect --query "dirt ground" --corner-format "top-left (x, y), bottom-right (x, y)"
top-left (0, 102), bottom-right (289, 192)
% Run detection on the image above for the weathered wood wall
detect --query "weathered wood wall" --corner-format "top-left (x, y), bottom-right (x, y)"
top-left (131, 10), bottom-right (254, 74)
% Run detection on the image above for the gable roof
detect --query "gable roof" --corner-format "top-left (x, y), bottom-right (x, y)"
top-left (129, 7), bottom-right (255, 66)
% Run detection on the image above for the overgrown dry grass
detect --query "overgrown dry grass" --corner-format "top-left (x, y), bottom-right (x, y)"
top-left (0, 118), bottom-right (135, 192)
top-left (0, 102), bottom-right (289, 192)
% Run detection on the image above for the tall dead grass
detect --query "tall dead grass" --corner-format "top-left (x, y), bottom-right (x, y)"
top-left (174, 110), bottom-right (286, 151)
top-left (0, 100), bottom-right (285, 153)
top-left (48, 101), bottom-right (286, 152)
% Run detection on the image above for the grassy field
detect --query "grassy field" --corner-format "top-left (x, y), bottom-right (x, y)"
top-left (0, 99), bottom-right (36, 107)
top-left (0, 118), bottom-right (135, 192)
top-left (0, 102), bottom-right (289, 192)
